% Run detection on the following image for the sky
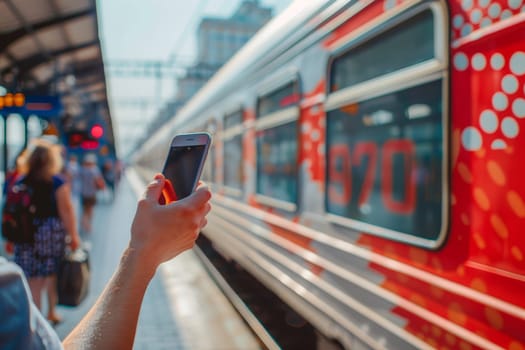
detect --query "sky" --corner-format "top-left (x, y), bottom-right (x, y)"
top-left (97, 0), bottom-right (294, 157)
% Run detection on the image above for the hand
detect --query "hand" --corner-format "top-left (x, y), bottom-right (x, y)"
top-left (129, 174), bottom-right (211, 269)
top-left (70, 234), bottom-right (81, 251)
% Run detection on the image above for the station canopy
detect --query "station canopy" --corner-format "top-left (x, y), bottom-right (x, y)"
top-left (0, 0), bottom-right (114, 149)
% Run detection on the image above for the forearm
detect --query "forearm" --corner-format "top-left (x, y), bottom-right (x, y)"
top-left (62, 204), bottom-right (80, 240)
top-left (63, 247), bottom-right (156, 350)
top-left (56, 186), bottom-right (80, 241)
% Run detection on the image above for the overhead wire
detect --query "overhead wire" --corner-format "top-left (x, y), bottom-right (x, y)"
top-left (167, 0), bottom-right (211, 66)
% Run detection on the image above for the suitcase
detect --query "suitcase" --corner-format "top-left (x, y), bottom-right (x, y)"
top-left (57, 249), bottom-right (90, 306)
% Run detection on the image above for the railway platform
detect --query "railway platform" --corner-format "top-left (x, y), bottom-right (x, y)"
top-left (49, 169), bottom-right (262, 350)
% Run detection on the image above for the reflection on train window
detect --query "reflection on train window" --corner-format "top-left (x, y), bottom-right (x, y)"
top-left (326, 80), bottom-right (443, 239)
top-left (256, 81), bottom-right (299, 209)
top-left (258, 81), bottom-right (300, 117)
top-left (330, 9), bottom-right (434, 92)
top-left (256, 122), bottom-right (298, 205)
top-left (223, 110), bottom-right (243, 192)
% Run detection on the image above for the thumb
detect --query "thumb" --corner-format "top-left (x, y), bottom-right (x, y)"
top-left (142, 174), bottom-right (165, 203)
top-left (175, 184), bottom-right (211, 207)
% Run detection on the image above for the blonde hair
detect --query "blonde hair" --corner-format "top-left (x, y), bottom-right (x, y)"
top-left (25, 139), bottom-right (63, 181)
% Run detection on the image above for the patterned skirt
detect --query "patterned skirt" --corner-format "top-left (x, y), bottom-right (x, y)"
top-left (14, 217), bottom-right (66, 277)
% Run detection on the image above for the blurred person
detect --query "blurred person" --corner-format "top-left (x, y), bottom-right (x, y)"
top-left (0, 174), bottom-right (211, 349)
top-left (79, 154), bottom-right (105, 234)
top-left (7, 139), bottom-right (81, 325)
top-left (114, 159), bottom-right (123, 190)
top-left (101, 159), bottom-right (116, 201)
top-left (64, 154), bottom-right (81, 223)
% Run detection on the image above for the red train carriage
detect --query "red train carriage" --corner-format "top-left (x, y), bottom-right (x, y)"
top-left (135, 1), bottom-right (525, 349)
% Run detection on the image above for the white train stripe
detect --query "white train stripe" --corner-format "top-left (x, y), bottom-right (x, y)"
top-left (213, 195), bottom-right (525, 321)
top-left (206, 217), bottom-right (394, 350)
top-left (210, 205), bottom-right (505, 350)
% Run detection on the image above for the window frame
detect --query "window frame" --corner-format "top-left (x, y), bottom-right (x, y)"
top-left (324, 2), bottom-right (450, 249)
top-left (254, 78), bottom-right (301, 212)
top-left (221, 108), bottom-right (244, 197)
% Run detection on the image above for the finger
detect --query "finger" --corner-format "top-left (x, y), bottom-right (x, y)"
top-left (142, 174), bottom-right (165, 202)
top-left (195, 181), bottom-right (208, 190)
top-left (199, 217), bottom-right (208, 229)
top-left (175, 185), bottom-right (211, 207)
top-left (203, 202), bottom-right (211, 215)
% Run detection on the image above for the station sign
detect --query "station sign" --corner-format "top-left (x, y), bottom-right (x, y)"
top-left (0, 93), bottom-right (62, 118)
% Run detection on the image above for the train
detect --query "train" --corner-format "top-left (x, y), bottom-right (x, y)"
top-left (134, 0), bottom-right (525, 349)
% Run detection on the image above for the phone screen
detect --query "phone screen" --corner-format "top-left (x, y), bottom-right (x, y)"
top-left (162, 145), bottom-right (206, 200)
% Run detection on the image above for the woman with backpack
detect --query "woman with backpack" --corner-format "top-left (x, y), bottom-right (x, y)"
top-left (2, 149), bottom-right (28, 255)
top-left (9, 139), bottom-right (81, 325)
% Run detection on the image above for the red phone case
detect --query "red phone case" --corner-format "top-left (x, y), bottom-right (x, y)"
top-left (159, 179), bottom-right (178, 204)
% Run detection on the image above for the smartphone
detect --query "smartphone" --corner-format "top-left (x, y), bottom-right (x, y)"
top-left (160, 132), bottom-right (211, 203)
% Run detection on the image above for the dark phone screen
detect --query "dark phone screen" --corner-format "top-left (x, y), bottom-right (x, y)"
top-left (162, 145), bottom-right (206, 199)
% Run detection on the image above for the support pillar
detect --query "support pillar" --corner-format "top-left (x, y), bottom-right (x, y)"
top-left (23, 115), bottom-right (28, 148)
top-left (2, 114), bottom-right (8, 175)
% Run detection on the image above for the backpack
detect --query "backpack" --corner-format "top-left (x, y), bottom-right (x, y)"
top-left (1, 179), bottom-right (37, 244)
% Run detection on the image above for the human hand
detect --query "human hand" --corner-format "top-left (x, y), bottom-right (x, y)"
top-left (129, 174), bottom-right (211, 269)
top-left (70, 234), bottom-right (81, 251)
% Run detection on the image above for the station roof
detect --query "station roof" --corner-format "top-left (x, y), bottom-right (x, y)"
top-left (0, 0), bottom-right (114, 147)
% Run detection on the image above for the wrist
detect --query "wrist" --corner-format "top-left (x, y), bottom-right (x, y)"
top-left (122, 246), bottom-right (158, 280)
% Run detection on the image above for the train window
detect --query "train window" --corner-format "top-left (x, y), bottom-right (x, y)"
top-left (223, 110), bottom-right (243, 194)
top-left (255, 81), bottom-right (300, 211)
top-left (224, 110), bottom-right (242, 129)
top-left (326, 5), bottom-right (447, 246)
top-left (330, 9), bottom-right (434, 92)
top-left (326, 80), bottom-right (443, 239)
top-left (258, 81), bottom-right (300, 118)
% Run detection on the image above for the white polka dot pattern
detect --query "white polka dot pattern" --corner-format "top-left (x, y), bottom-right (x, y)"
top-left (462, 127), bottom-right (483, 150)
top-left (501, 117), bottom-right (519, 138)
top-left (471, 9), bottom-right (483, 23)
top-left (453, 0), bottom-right (523, 40)
top-left (509, 0), bottom-right (523, 10)
top-left (462, 0), bottom-right (474, 11)
top-left (454, 53), bottom-right (469, 71)
top-left (489, 3), bottom-right (502, 18)
top-left (491, 139), bottom-right (507, 149)
top-left (480, 110), bottom-right (498, 133)
top-left (513, 98), bottom-right (525, 118)
top-left (453, 14), bottom-right (464, 28)
top-left (502, 75), bottom-right (519, 93)
top-left (472, 53), bottom-right (487, 70)
top-left (491, 53), bottom-right (505, 70)
top-left (456, 49), bottom-right (525, 151)
top-left (500, 9), bottom-right (513, 19)
top-left (493, 92), bottom-right (508, 111)
top-left (510, 52), bottom-right (525, 75)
